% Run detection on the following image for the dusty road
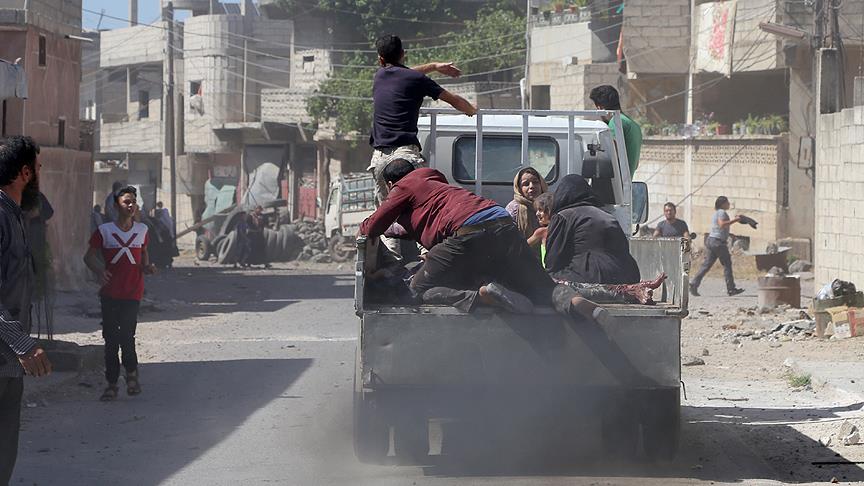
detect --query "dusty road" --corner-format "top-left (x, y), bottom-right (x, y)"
top-left (11, 258), bottom-right (864, 485)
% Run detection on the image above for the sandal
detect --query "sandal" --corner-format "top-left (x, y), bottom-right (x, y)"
top-left (100, 384), bottom-right (119, 402)
top-left (126, 370), bottom-right (142, 396)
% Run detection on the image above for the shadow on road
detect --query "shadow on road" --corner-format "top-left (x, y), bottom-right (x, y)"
top-left (17, 358), bottom-right (313, 485)
top-left (58, 269), bottom-right (354, 333)
top-left (418, 402), bottom-right (864, 483)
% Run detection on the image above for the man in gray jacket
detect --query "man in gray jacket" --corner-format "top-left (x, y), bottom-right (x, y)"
top-left (0, 136), bottom-right (52, 485)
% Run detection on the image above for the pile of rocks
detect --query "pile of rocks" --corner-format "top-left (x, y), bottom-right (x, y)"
top-left (715, 306), bottom-right (817, 346)
top-left (294, 220), bottom-right (332, 264)
top-left (820, 420), bottom-right (862, 447)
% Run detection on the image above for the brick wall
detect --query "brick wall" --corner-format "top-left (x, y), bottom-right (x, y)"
top-left (635, 136), bottom-right (786, 250)
top-left (622, 0), bottom-right (689, 74)
top-left (530, 62), bottom-right (620, 109)
top-left (815, 106), bottom-right (864, 286)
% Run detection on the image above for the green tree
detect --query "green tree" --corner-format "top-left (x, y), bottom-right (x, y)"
top-left (304, 4), bottom-right (525, 137)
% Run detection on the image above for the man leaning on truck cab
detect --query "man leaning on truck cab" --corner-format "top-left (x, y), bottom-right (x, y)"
top-left (368, 35), bottom-right (477, 254)
top-left (358, 160), bottom-right (612, 325)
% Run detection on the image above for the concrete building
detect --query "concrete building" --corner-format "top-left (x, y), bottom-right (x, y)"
top-left (94, 0), bottom-right (293, 243)
top-left (622, 0), bottom-right (864, 254)
top-left (0, 0), bottom-right (93, 289)
top-left (527, 3), bottom-right (622, 110)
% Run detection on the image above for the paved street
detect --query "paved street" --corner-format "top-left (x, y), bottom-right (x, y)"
top-left (11, 260), bottom-right (864, 485)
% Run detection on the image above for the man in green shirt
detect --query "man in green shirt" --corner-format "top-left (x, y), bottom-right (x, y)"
top-left (589, 85), bottom-right (642, 175)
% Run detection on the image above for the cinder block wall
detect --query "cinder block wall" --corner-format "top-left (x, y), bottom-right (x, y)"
top-left (635, 136), bottom-right (785, 251)
top-left (530, 62), bottom-right (620, 109)
top-left (815, 106), bottom-right (864, 286)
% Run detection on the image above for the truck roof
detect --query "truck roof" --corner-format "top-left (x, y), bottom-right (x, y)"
top-left (418, 114), bottom-right (609, 133)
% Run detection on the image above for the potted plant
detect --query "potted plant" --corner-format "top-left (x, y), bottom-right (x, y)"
top-left (569, 3), bottom-right (578, 13)
top-left (577, 0), bottom-right (590, 20)
top-left (553, 1), bottom-right (565, 13)
top-left (716, 123), bottom-right (731, 135)
top-left (744, 114), bottom-right (758, 135)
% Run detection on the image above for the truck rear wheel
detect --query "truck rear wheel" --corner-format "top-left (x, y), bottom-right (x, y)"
top-left (353, 393), bottom-right (389, 464)
top-left (640, 388), bottom-right (680, 462)
top-left (601, 399), bottom-right (639, 461)
top-left (353, 348), bottom-right (388, 464)
top-left (393, 413), bottom-right (429, 464)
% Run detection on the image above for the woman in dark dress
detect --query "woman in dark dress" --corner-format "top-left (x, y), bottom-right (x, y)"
top-left (545, 174), bottom-right (640, 285)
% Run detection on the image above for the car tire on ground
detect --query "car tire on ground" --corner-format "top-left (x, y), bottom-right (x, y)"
top-left (217, 230), bottom-right (238, 265)
top-left (195, 235), bottom-right (211, 261)
top-left (264, 228), bottom-right (279, 262)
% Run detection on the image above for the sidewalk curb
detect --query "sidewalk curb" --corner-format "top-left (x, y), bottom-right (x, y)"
top-left (785, 358), bottom-right (864, 404)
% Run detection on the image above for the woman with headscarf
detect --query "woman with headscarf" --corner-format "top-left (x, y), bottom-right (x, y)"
top-left (505, 167), bottom-right (548, 249)
top-left (545, 174), bottom-right (640, 284)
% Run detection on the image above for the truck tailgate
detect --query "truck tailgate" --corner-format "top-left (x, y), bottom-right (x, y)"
top-left (360, 308), bottom-right (680, 389)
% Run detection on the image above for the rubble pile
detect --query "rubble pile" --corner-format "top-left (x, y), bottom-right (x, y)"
top-left (714, 305), bottom-right (818, 346)
top-left (820, 420), bottom-right (862, 447)
top-left (293, 220), bottom-right (332, 264)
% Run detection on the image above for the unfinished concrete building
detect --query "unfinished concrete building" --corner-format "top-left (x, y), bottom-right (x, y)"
top-left (0, 0), bottom-right (93, 289)
top-left (95, 0), bottom-right (292, 243)
top-left (527, 0), bottom-right (623, 110)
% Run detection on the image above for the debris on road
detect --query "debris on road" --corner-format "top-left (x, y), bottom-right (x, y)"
top-left (683, 356), bottom-right (706, 366)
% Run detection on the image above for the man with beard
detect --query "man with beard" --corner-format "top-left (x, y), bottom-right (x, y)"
top-left (0, 136), bottom-right (52, 485)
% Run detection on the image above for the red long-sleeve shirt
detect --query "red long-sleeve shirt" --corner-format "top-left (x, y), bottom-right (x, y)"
top-left (359, 168), bottom-right (497, 249)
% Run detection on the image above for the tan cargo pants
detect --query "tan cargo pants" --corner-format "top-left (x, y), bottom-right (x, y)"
top-left (367, 145), bottom-right (426, 256)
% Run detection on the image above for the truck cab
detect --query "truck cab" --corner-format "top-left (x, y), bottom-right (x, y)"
top-left (417, 109), bottom-right (649, 233)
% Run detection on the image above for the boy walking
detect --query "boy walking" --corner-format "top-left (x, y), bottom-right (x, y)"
top-left (84, 186), bottom-right (155, 401)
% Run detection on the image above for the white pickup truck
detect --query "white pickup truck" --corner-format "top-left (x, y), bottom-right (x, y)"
top-left (353, 109), bottom-right (690, 464)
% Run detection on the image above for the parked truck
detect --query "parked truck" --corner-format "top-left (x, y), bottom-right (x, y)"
top-left (353, 109), bottom-right (690, 464)
top-left (324, 172), bottom-right (376, 262)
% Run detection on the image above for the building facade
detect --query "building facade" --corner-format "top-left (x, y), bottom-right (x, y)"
top-left (0, 0), bottom-right (93, 289)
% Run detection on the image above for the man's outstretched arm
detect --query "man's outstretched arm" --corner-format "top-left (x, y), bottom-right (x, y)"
top-left (412, 62), bottom-right (462, 78)
top-left (439, 90), bottom-right (477, 116)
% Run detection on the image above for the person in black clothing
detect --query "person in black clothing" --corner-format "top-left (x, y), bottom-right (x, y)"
top-left (545, 175), bottom-right (641, 285)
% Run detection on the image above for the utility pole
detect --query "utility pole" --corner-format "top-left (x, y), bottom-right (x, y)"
top-left (683, 0), bottom-right (697, 224)
top-left (523, 0), bottom-right (531, 109)
top-left (163, 1), bottom-right (177, 238)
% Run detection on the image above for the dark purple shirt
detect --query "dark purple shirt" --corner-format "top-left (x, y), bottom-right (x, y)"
top-left (370, 64), bottom-right (443, 149)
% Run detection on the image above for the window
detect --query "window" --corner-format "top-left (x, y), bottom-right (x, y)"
top-left (531, 85), bottom-right (551, 110)
top-left (453, 136), bottom-right (559, 185)
top-left (303, 55), bottom-right (315, 73)
top-left (138, 90), bottom-right (150, 119)
top-left (38, 35), bottom-right (46, 67)
top-left (190, 80), bottom-right (202, 96)
top-left (57, 118), bottom-right (65, 146)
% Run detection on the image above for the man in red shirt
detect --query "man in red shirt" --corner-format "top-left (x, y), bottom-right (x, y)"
top-left (84, 186), bottom-right (155, 401)
top-left (359, 160), bottom-right (557, 313)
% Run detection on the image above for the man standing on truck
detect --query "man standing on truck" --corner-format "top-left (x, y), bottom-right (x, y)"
top-left (369, 34), bottom-right (477, 254)
top-left (589, 85), bottom-right (642, 175)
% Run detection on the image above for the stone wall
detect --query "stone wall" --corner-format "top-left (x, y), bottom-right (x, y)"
top-left (635, 136), bottom-right (787, 250)
top-left (815, 106), bottom-right (864, 286)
